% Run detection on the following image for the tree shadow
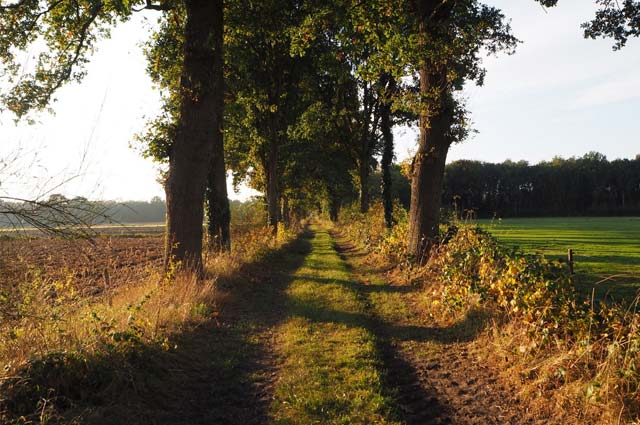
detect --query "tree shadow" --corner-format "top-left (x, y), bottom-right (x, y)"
top-left (287, 269), bottom-right (488, 424)
top-left (1, 230), bottom-right (315, 425)
top-left (326, 232), bottom-right (491, 424)
top-left (293, 273), bottom-right (416, 294)
top-left (289, 287), bottom-right (486, 344)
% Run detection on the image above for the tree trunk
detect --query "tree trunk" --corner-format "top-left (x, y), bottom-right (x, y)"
top-left (283, 195), bottom-right (292, 227)
top-left (164, 0), bottom-right (223, 272)
top-left (358, 81), bottom-right (372, 214)
top-left (381, 77), bottom-right (395, 228)
top-left (407, 0), bottom-right (455, 262)
top-left (205, 2), bottom-right (229, 253)
top-left (328, 190), bottom-right (340, 221)
top-left (266, 148), bottom-right (279, 233)
top-left (359, 159), bottom-right (370, 213)
top-left (206, 151), bottom-right (230, 252)
top-left (408, 83), bottom-right (453, 261)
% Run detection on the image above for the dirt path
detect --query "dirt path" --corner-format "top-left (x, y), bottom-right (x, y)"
top-left (35, 234), bottom-right (313, 425)
top-left (163, 225), bottom-right (538, 424)
top-left (140, 233), bottom-right (313, 425)
top-left (330, 229), bottom-right (539, 425)
top-left (7, 225), bottom-right (545, 424)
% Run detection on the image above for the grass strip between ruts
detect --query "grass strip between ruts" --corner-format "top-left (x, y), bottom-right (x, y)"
top-left (270, 226), bottom-right (400, 425)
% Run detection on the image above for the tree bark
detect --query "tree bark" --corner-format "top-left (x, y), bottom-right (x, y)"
top-left (358, 159), bottom-right (370, 213)
top-left (407, 90), bottom-right (453, 261)
top-left (205, 1), bottom-right (229, 253)
top-left (206, 150), bottom-right (230, 252)
top-left (358, 81), bottom-right (372, 213)
top-left (281, 195), bottom-right (290, 227)
top-left (265, 146), bottom-right (279, 233)
top-left (328, 189), bottom-right (340, 221)
top-left (164, 0), bottom-right (223, 272)
top-left (380, 77), bottom-right (395, 228)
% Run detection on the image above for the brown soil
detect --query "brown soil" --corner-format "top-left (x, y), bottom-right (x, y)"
top-left (0, 236), bottom-right (163, 296)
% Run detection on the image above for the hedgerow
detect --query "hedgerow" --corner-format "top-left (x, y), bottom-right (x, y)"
top-left (339, 203), bottom-right (640, 421)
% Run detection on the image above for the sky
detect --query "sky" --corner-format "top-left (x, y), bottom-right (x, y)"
top-left (0, 1), bottom-right (638, 202)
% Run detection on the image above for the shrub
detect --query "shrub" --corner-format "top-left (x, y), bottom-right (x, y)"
top-left (339, 207), bottom-right (640, 421)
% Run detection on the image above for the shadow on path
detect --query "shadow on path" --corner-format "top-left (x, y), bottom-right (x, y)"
top-left (329, 231), bottom-right (487, 425)
top-left (147, 230), bottom-right (314, 425)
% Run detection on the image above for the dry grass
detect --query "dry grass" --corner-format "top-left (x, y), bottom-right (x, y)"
top-left (339, 203), bottom-right (640, 424)
top-left (0, 223), bottom-right (301, 422)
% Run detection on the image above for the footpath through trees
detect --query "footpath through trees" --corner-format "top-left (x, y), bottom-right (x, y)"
top-left (181, 223), bottom-right (533, 424)
top-left (7, 223), bottom-right (548, 423)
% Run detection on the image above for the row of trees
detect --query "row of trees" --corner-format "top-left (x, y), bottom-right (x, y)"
top-left (8, 150), bottom-right (635, 232)
top-left (444, 153), bottom-right (640, 218)
top-left (1, 0), bottom-right (638, 269)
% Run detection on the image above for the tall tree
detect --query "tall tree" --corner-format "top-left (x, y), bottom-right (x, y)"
top-left (0, 0), bottom-right (227, 272)
top-left (380, 75), bottom-right (397, 228)
top-left (163, 0), bottom-right (224, 270)
top-left (537, 0), bottom-right (640, 49)
top-left (408, 1), bottom-right (516, 260)
top-left (206, 144), bottom-right (231, 252)
top-left (140, 1), bottom-right (230, 256)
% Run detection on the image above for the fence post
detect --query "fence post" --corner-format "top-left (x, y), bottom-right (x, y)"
top-left (567, 249), bottom-right (574, 274)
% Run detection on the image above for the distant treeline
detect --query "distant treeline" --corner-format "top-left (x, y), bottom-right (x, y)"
top-left (0, 196), bottom-right (166, 228)
top-left (101, 197), bottom-right (167, 223)
top-left (442, 152), bottom-right (640, 218)
top-left (4, 151), bottom-right (637, 230)
top-left (0, 196), bottom-right (271, 229)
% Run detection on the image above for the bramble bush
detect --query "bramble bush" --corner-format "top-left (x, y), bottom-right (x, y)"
top-left (339, 203), bottom-right (640, 421)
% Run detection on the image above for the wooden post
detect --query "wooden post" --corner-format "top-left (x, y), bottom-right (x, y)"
top-left (567, 249), bottom-right (574, 274)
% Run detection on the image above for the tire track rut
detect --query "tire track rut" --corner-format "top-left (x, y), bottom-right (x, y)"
top-left (331, 230), bottom-right (540, 425)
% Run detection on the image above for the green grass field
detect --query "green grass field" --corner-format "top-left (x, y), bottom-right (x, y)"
top-left (475, 217), bottom-right (640, 300)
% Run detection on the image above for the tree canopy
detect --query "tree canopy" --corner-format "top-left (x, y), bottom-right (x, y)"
top-left (2, 0), bottom-right (637, 267)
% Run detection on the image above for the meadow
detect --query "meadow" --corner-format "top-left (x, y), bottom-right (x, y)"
top-left (476, 217), bottom-right (640, 300)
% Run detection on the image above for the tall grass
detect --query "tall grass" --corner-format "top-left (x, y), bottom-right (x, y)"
top-left (0, 221), bottom-right (301, 422)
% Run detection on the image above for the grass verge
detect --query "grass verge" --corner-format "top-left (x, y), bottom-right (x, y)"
top-left (339, 203), bottom-right (640, 423)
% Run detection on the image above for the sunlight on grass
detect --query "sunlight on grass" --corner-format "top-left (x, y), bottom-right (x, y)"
top-left (477, 217), bottom-right (640, 299)
top-left (272, 226), bottom-right (400, 425)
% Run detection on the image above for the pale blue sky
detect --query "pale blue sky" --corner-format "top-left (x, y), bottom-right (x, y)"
top-left (1, 1), bottom-right (638, 201)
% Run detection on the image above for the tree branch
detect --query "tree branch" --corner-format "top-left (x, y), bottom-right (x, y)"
top-left (132, 0), bottom-right (172, 12)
